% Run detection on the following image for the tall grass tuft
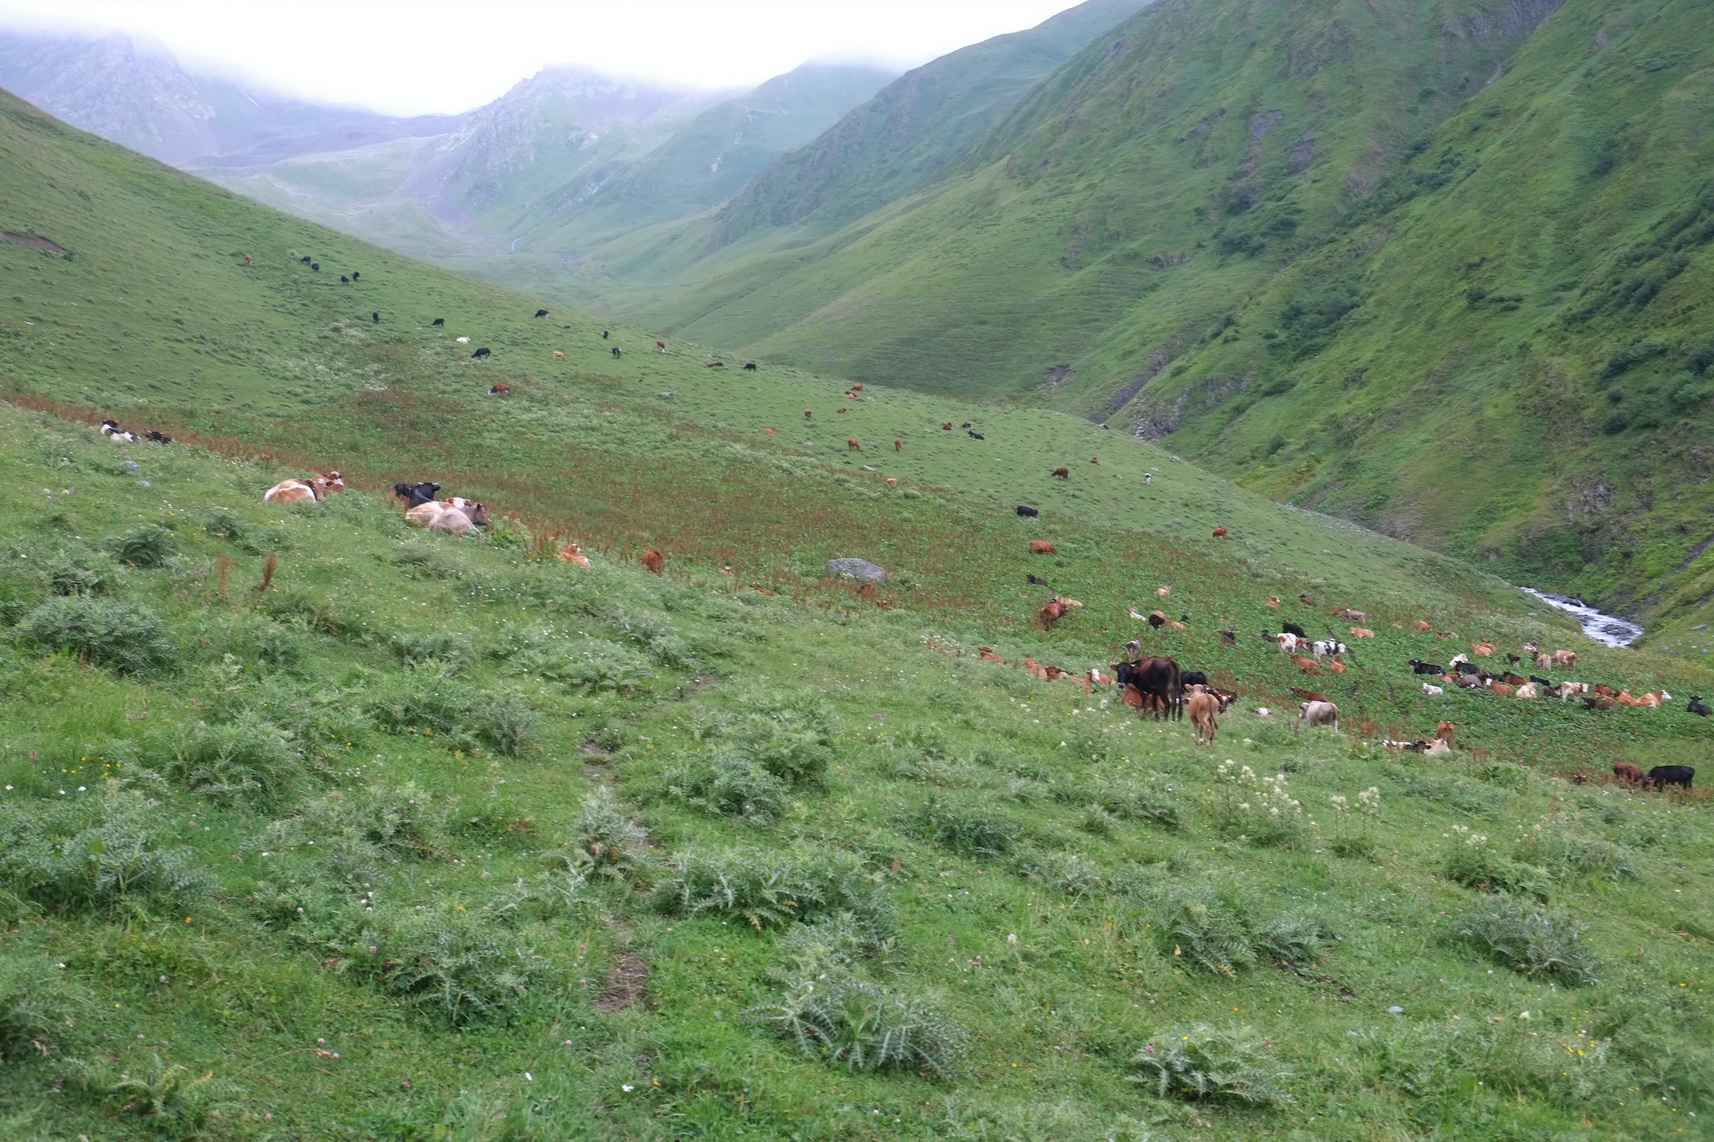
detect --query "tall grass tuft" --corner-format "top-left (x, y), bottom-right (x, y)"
top-left (0, 950), bottom-right (87, 1061)
top-left (1133, 1024), bottom-right (1292, 1104)
top-left (102, 524), bottom-right (177, 568)
top-left (1457, 897), bottom-right (1601, 985)
top-left (656, 847), bottom-right (895, 939)
top-left (0, 792), bottom-right (210, 917)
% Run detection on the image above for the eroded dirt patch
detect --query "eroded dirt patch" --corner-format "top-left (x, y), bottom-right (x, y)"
top-left (593, 952), bottom-right (649, 1012)
top-left (4, 232), bottom-right (67, 254)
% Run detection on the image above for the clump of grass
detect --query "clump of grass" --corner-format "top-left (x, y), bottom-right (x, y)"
top-left (102, 524), bottom-right (176, 568)
top-left (270, 782), bottom-right (451, 868)
top-left (567, 786), bottom-right (655, 881)
top-left (656, 847), bottom-right (894, 938)
top-left (498, 634), bottom-right (655, 695)
top-left (1138, 879), bottom-right (1332, 976)
top-left (43, 550), bottom-right (116, 596)
top-left (65, 1052), bottom-right (243, 1127)
top-left (1327, 785), bottom-right (1381, 859)
top-left (16, 596), bottom-right (179, 674)
top-left (365, 664), bottom-right (535, 756)
top-left (0, 950), bottom-right (87, 1061)
top-left (368, 907), bottom-right (546, 1027)
top-left (1012, 849), bottom-right (1108, 897)
top-left (165, 714), bottom-right (310, 804)
top-left (203, 508), bottom-right (285, 554)
top-left (664, 751), bottom-right (790, 823)
top-left (693, 690), bottom-right (837, 786)
top-left (390, 630), bottom-right (476, 669)
top-left (1132, 1024), bottom-right (1293, 1104)
top-left (1210, 760), bottom-right (1304, 847)
top-left (1457, 897), bottom-right (1601, 985)
top-left (0, 792), bottom-right (210, 917)
top-left (1442, 825), bottom-right (1552, 898)
top-left (1060, 775), bottom-right (1184, 829)
top-left (905, 793), bottom-right (1022, 858)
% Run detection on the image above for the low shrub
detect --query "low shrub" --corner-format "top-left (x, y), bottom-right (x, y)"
top-left (567, 786), bottom-right (655, 881)
top-left (203, 508), bottom-right (285, 553)
top-left (748, 967), bottom-right (966, 1079)
top-left (500, 635), bottom-right (655, 695)
top-left (905, 794), bottom-right (1022, 858)
top-left (0, 793), bottom-right (210, 917)
top-left (1209, 760), bottom-right (1304, 847)
top-left (1457, 897), bottom-right (1600, 985)
top-left (1145, 881), bottom-right (1257, 978)
top-left (16, 596), bottom-right (179, 674)
top-left (102, 524), bottom-right (176, 568)
top-left (390, 630), bottom-right (476, 669)
top-left (694, 690), bottom-right (837, 787)
top-left (665, 751), bottom-right (790, 823)
top-left (368, 907), bottom-right (547, 1027)
top-left (1442, 825), bottom-right (1552, 898)
top-left (166, 715), bottom-right (310, 804)
top-left (1133, 1024), bottom-right (1292, 1104)
top-left (1062, 775), bottom-right (1184, 829)
top-left (65, 1052), bottom-right (243, 1127)
top-left (0, 950), bottom-right (86, 1061)
top-left (1012, 849), bottom-right (1108, 897)
top-left (44, 550), bottom-right (116, 596)
top-left (270, 782), bottom-right (451, 869)
top-left (367, 664), bottom-right (533, 755)
top-left (656, 847), bottom-right (894, 939)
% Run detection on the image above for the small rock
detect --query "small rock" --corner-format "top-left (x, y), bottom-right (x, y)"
top-left (136, 480), bottom-right (150, 487)
top-left (826, 557), bottom-right (887, 582)
top-left (1387, 1006), bottom-right (1404, 1014)
top-left (121, 460), bottom-right (141, 475)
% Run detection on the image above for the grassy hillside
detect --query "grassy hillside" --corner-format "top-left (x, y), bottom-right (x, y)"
top-left (1, 70), bottom-right (1713, 1142)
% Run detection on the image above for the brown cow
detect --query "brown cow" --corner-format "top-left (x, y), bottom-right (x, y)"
top-left (1051, 467), bottom-right (1070, 479)
top-left (1435, 721), bottom-right (1455, 744)
top-left (1038, 599), bottom-right (1074, 631)
top-left (805, 410), bottom-right (813, 419)
top-left (851, 383), bottom-right (863, 391)
top-left (1552, 649), bottom-right (1578, 668)
top-left (553, 350), bottom-right (565, 360)
top-left (1613, 762), bottom-right (1646, 784)
top-left (1413, 620), bottom-right (1433, 631)
top-left (1212, 525), bottom-right (1227, 538)
top-left (894, 439), bottom-right (902, 452)
top-left (1291, 655), bottom-right (1324, 675)
top-left (641, 550), bottom-right (664, 575)
top-left (1029, 540), bottom-right (1058, 555)
top-left (847, 438), bottom-right (861, 451)
top-left (978, 646), bottom-right (1006, 663)
top-left (1350, 627), bottom-right (1375, 638)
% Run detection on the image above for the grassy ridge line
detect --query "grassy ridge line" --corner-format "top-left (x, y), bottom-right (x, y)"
top-left (0, 401), bottom-right (1709, 1140)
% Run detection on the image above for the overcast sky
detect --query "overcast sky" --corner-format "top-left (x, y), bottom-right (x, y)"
top-left (0, 0), bottom-right (1085, 116)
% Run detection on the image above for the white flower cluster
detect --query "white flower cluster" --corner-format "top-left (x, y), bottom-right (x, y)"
top-left (1217, 760), bottom-right (1301, 819)
top-left (1449, 823), bottom-right (1489, 847)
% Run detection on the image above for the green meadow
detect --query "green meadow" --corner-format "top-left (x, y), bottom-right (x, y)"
top-left (1, 84), bottom-right (1712, 1141)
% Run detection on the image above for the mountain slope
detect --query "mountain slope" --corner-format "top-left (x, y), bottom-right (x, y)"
top-left (626, 0), bottom-right (1714, 636)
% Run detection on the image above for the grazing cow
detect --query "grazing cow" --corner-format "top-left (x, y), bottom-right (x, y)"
top-left (489, 383), bottom-right (510, 396)
top-left (978, 647), bottom-right (1006, 663)
top-left (894, 439), bottom-right (902, 452)
top-left (641, 550), bottom-right (664, 575)
top-left (341, 275), bottom-right (349, 283)
top-left (1310, 639), bottom-right (1348, 659)
top-left (1413, 620), bottom-right (1433, 631)
top-left (885, 477), bottom-right (898, 488)
top-left (611, 347), bottom-right (622, 357)
top-left (1282, 621), bottom-right (1307, 638)
top-left (1648, 765), bottom-right (1695, 791)
top-left (351, 271), bottom-right (359, 280)
top-left (392, 481), bottom-right (441, 508)
top-left (535, 309), bottom-right (549, 318)
top-left (1187, 686), bottom-right (1220, 746)
top-left (1422, 682), bottom-right (1444, 695)
top-left (1038, 598), bottom-right (1076, 631)
top-left (472, 347), bottom-right (491, 359)
top-left (553, 351), bottom-right (565, 360)
top-left (1051, 467), bottom-right (1070, 479)
top-left (1557, 681), bottom-right (1588, 701)
top-left (311, 262), bottom-right (319, 271)
top-left (942, 423), bottom-right (953, 431)
top-left (1275, 631), bottom-right (1300, 652)
top-left (243, 254), bottom-right (252, 264)
top-left (1435, 721), bottom-right (1455, 744)
top-left (433, 318), bottom-right (445, 326)
top-left (707, 361), bottom-right (725, 368)
top-left (1218, 629), bottom-right (1237, 644)
top-left (1180, 670), bottom-right (1209, 690)
top-left (805, 410), bottom-right (814, 419)
top-left (372, 312), bottom-right (381, 323)
top-left (743, 362), bottom-right (758, 371)
top-left (851, 384), bottom-right (864, 392)
top-left (1014, 505), bottom-right (1039, 518)
top-left (764, 427), bottom-right (776, 434)
top-left (1143, 472), bottom-right (1153, 484)
top-left (300, 256), bottom-right (312, 264)
top-left (601, 330), bottom-right (609, 339)
top-left (1211, 525), bottom-right (1227, 538)
top-left (1299, 701), bottom-right (1340, 729)
top-left (968, 431), bottom-right (985, 439)
top-left (145, 430), bottom-right (172, 444)
top-left (557, 543), bottom-right (592, 567)
top-left (1029, 540), bottom-right (1057, 555)
top-left (1689, 696), bottom-right (1712, 716)
top-left (1534, 652), bottom-right (1555, 670)
top-left (1115, 655), bottom-right (1181, 720)
top-left (1613, 763), bottom-right (1647, 785)
top-left (847, 438), bottom-right (861, 451)
top-left (1552, 649), bottom-right (1578, 668)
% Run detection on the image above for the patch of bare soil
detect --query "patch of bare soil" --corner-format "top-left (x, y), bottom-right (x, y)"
top-left (4, 232), bottom-right (66, 254)
top-left (593, 952), bottom-right (649, 1012)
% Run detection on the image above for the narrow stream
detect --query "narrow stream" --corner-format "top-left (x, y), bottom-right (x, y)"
top-left (1520, 588), bottom-right (1644, 648)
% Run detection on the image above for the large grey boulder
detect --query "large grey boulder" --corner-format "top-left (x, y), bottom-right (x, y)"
top-left (826, 557), bottom-right (887, 582)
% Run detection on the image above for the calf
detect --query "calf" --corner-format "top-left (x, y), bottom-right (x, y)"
top-left (1212, 525), bottom-right (1227, 539)
top-left (557, 543), bottom-right (592, 567)
top-left (1613, 763), bottom-right (1646, 785)
top-left (489, 383), bottom-right (511, 396)
top-left (1332, 608), bottom-right (1366, 622)
top-left (1648, 765), bottom-right (1694, 791)
top-left (553, 350), bottom-right (565, 360)
top-left (1350, 627), bottom-right (1375, 638)
top-left (1051, 467), bottom-right (1070, 479)
top-left (1299, 701), bottom-right (1340, 729)
top-left (1422, 682), bottom-right (1444, 695)
top-left (641, 549), bottom-right (664, 575)
top-left (1688, 696), bottom-right (1712, 716)
top-left (847, 438), bottom-right (861, 451)
top-left (1038, 599), bottom-right (1073, 631)
top-left (535, 309), bottom-right (549, 318)
top-left (1186, 686), bottom-right (1220, 745)
top-left (1029, 540), bottom-right (1057, 555)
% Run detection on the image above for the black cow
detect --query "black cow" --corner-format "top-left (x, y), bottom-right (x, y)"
top-left (1282, 621), bottom-right (1307, 638)
top-left (1648, 765), bottom-right (1695, 791)
top-left (471, 347), bottom-right (491, 359)
top-left (960, 422), bottom-right (973, 429)
top-left (1148, 613), bottom-right (1165, 630)
top-left (372, 312), bottom-right (380, 323)
top-left (311, 262), bottom-right (319, 271)
top-left (432, 318), bottom-right (445, 326)
top-left (1180, 670), bottom-right (1208, 690)
top-left (1688, 696), bottom-right (1712, 716)
top-left (1015, 505), bottom-right (1039, 517)
top-left (1530, 675), bottom-right (1555, 687)
top-left (351, 271), bottom-right (360, 280)
top-left (1116, 655), bottom-right (1181, 720)
top-left (1408, 659), bottom-right (1444, 675)
top-left (535, 309), bottom-right (549, 318)
top-left (300, 256), bottom-right (311, 264)
top-left (968, 432), bottom-right (985, 440)
top-left (1505, 653), bottom-right (1521, 666)
top-left (601, 330), bottom-right (609, 339)
top-left (145, 430), bottom-right (171, 444)
top-left (611, 346), bottom-right (622, 357)
top-left (340, 275), bottom-right (349, 283)
top-left (1218, 629), bottom-right (1236, 644)
top-left (743, 362), bottom-right (758, 371)
top-left (392, 481), bottom-right (441, 508)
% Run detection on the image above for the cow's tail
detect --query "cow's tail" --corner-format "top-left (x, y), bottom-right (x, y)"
top-left (1170, 661), bottom-right (1182, 721)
